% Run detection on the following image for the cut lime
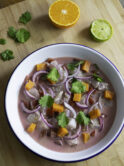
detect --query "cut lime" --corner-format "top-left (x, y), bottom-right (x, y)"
top-left (90, 19), bottom-right (113, 42)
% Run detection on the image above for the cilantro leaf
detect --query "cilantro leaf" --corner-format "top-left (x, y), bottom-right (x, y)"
top-left (19, 11), bottom-right (32, 24)
top-left (39, 95), bottom-right (54, 108)
top-left (71, 80), bottom-right (86, 93)
top-left (93, 73), bottom-right (103, 82)
top-left (16, 28), bottom-right (30, 43)
top-left (47, 67), bottom-right (60, 82)
top-left (76, 111), bottom-right (90, 126)
top-left (57, 112), bottom-right (69, 128)
top-left (8, 26), bottom-right (17, 39)
top-left (0, 49), bottom-right (14, 61)
top-left (67, 60), bottom-right (84, 71)
top-left (0, 38), bottom-right (6, 45)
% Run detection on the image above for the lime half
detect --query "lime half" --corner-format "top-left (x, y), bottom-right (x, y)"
top-left (90, 19), bottom-right (113, 41)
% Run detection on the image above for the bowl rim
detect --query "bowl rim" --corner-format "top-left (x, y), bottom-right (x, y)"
top-left (4, 43), bottom-right (124, 163)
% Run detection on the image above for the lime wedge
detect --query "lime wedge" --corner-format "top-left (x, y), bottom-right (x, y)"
top-left (90, 19), bottom-right (113, 41)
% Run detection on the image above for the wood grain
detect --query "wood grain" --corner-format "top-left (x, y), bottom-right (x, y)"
top-left (0, 0), bottom-right (124, 166)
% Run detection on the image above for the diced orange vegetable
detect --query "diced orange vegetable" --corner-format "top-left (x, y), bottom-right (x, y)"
top-left (52, 103), bottom-right (64, 112)
top-left (47, 78), bottom-right (56, 85)
top-left (36, 63), bottom-right (46, 71)
top-left (82, 60), bottom-right (91, 72)
top-left (73, 93), bottom-right (82, 102)
top-left (57, 127), bottom-right (68, 137)
top-left (82, 82), bottom-right (89, 91)
top-left (27, 123), bottom-right (36, 133)
top-left (82, 133), bottom-right (90, 143)
top-left (25, 80), bottom-right (35, 91)
top-left (104, 90), bottom-right (114, 100)
top-left (89, 109), bottom-right (101, 119)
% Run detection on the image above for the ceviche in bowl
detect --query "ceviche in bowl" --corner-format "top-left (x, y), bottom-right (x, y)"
top-left (5, 43), bottom-right (124, 162)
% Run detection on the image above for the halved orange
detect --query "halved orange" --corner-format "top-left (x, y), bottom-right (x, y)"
top-left (48, 0), bottom-right (80, 28)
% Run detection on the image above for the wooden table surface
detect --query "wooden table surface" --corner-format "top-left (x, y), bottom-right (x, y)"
top-left (0, 0), bottom-right (124, 166)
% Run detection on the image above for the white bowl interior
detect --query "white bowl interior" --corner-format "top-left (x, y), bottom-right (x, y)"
top-left (5, 44), bottom-right (124, 162)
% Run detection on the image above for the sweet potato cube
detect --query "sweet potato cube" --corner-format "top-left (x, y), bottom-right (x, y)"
top-left (57, 128), bottom-right (68, 137)
top-left (104, 90), bottom-right (114, 100)
top-left (36, 63), bottom-right (46, 71)
top-left (82, 133), bottom-right (90, 143)
top-left (27, 123), bottom-right (36, 133)
top-left (89, 109), bottom-right (101, 119)
top-left (82, 82), bottom-right (89, 91)
top-left (82, 60), bottom-right (91, 72)
top-left (52, 103), bottom-right (64, 113)
top-left (25, 80), bottom-right (35, 90)
top-left (73, 93), bottom-right (82, 102)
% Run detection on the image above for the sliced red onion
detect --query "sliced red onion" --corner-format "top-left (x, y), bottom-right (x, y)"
top-left (32, 71), bottom-right (48, 82)
top-left (24, 89), bottom-right (37, 100)
top-left (75, 102), bottom-right (88, 109)
top-left (47, 87), bottom-right (55, 98)
top-left (21, 102), bottom-right (40, 113)
top-left (64, 102), bottom-right (76, 118)
top-left (85, 89), bottom-right (95, 105)
top-left (64, 125), bottom-right (81, 140)
top-left (39, 84), bottom-right (47, 95)
top-left (65, 78), bottom-right (73, 95)
top-left (75, 76), bottom-right (92, 80)
top-left (88, 102), bottom-right (98, 113)
top-left (68, 64), bottom-right (80, 78)
top-left (98, 116), bottom-right (104, 131)
top-left (40, 113), bottom-right (54, 128)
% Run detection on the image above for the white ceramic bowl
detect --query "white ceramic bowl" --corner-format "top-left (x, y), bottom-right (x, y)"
top-left (5, 43), bottom-right (124, 162)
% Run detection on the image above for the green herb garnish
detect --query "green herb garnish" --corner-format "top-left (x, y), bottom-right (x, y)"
top-left (0, 49), bottom-right (14, 61)
top-left (8, 26), bottom-right (17, 39)
top-left (76, 111), bottom-right (90, 126)
top-left (93, 73), bottom-right (103, 82)
top-left (67, 60), bottom-right (84, 71)
top-left (19, 11), bottom-right (32, 24)
top-left (57, 112), bottom-right (69, 128)
top-left (39, 95), bottom-right (54, 108)
top-left (16, 28), bottom-right (30, 43)
top-left (0, 38), bottom-right (6, 45)
top-left (71, 80), bottom-right (86, 93)
top-left (47, 67), bottom-right (60, 82)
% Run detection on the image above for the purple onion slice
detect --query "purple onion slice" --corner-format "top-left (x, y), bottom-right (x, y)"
top-left (75, 102), bottom-right (88, 109)
top-left (24, 89), bottom-right (37, 100)
top-left (85, 89), bottom-right (95, 105)
top-left (68, 65), bottom-right (80, 78)
top-left (32, 71), bottom-right (48, 82)
top-left (64, 102), bottom-right (76, 118)
top-left (21, 102), bottom-right (40, 114)
top-left (40, 113), bottom-right (54, 128)
top-left (65, 78), bottom-right (73, 95)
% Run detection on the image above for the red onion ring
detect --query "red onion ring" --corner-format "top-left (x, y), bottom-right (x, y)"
top-left (65, 78), bottom-right (73, 95)
top-left (85, 89), bottom-right (95, 105)
top-left (88, 102), bottom-right (98, 113)
top-left (75, 102), bottom-right (88, 109)
top-left (39, 84), bottom-right (47, 95)
top-left (32, 71), bottom-right (48, 82)
top-left (98, 116), bottom-right (104, 131)
top-left (21, 102), bottom-right (40, 113)
top-left (64, 102), bottom-right (76, 118)
top-left (68, 64), bottom-right (80, 78)
top-left (24, 89), bottom-right (37, 100)
top-left (47, 87), bottom-right (55, 98)
top-left (75, 76), bottom-right (92, 80)
top-left (64, 125), bottom-right (81, 140)
top-left (40, 113), bottom-right (54, 128)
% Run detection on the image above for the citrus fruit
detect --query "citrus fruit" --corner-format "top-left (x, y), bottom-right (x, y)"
top-left (48, 0), bottom-right (80, 28)
top-left (90, 19), bottom-right (113, 41)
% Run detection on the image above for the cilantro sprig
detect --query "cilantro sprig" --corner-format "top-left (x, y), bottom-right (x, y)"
top-left (47, 67), bottom-right (60, 82)
top-left (8, 27), bottom-right (30, 43)
top-left (57, 112), bottom-right (69, 128)
top-left (76, 111), bottom-right (90, 126)
top-left (93, 73), bottom-right (103, 82)
top-left (0, 49), bottom-right (14, 61)
top-left (39, 95), bottom-right (54, 108)
top-left (71, 80), bottom-right (86, 93)
top-left (67, 60), bottom-right (84, 71)
top-left (19, 11), bottom-right (32, 24)
top-left (0, 38), bottom-right (6, 45)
